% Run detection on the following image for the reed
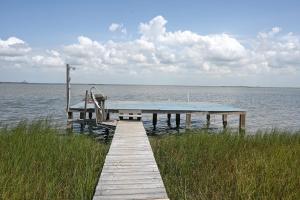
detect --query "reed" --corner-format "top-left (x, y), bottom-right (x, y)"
top-left (150, 129), bottom-right (300, 200)
top-left (0, 121), bottom-right (108, 200)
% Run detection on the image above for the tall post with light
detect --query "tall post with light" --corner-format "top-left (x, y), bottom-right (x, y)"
top-left (66, 64), bottom-right (75, 129)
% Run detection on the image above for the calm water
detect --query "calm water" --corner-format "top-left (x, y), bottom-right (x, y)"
top-left (1, 83), bottom-right (300, 132)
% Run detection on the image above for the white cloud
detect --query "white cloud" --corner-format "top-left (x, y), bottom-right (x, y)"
top-left (109, 23), bottom-right (127, 34)
top-left (0, 37), bottom-right (31, 57)
top-left (1, 17), bottom-right (300, 86)
top-left (139, 16), bottom-right (167, 40)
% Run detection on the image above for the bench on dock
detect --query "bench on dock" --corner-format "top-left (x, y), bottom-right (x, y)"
top-left (118, 109), bottom-right (142, 121)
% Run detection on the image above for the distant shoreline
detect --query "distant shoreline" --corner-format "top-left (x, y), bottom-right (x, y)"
top-left (0, 81), bottom-right (300, 89)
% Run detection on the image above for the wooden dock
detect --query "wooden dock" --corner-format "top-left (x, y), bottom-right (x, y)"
top-left (93, 121), bottom-right (169, 200)
top-left (69, 101), bottom-right (246, 130)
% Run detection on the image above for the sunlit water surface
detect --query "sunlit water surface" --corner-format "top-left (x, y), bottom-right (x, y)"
top-left (1, 83), bottom-right (300, 134)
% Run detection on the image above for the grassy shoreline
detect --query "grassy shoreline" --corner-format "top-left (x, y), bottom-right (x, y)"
top-left (150, 130), bottom-right (300, 200)
top-left (0, 121), bottom-right (108, 200)
top-left (1, 121), bottom-right (300, 200)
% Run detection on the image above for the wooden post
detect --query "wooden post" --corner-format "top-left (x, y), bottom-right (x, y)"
top-left (167, 113), bottom-right (171, 126)
top-left (84, 90), bottom-right (88, 120)
top-left (79, 112), bottom-right (85, 130)
top-left (66, 64), bottom-right (70, 112)
top-left (106, 112), bottom-right (110, 120)
top-left (239, 113), bottom-right (246, 131)
top-left (153, 113), bottom-right (157, 129)
top-left (186, 113), bottom-right (191, 129)
top-left (66, 64), bottom-right (75, 129)
top-left (222, 114), bottom-right (228, 128)
top-left (67, 111), bottom-right (73, 130)
top-left (176, 114), bottom-right (180, 128)
top-left (89, 112), bottom-right (93, 119)
top-left (206, 114), bottom-right (210, 127)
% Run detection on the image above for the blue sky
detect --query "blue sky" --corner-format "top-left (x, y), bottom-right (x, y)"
top-left (1, 0), bottom-right (300, 86)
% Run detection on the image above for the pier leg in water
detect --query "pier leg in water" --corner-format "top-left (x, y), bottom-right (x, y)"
top-left (176, 114), bottom-right (180, 128)
top-left (167, 113), bottom-right (171, 127)
top-left (239, 113), bottom-right (246, 133)
top-left (206, 114), bottom-right (210, 128)
top-left (79, 112), bottom-right (85, 131)
top-left (67, 111), bottom-right (73, 130)
top-left (186, 113), bottom-right (191, 129)
top-left (222, 114), bottom-right (228, 129)
top-left (153, 113), bottom-right (157, 129)
top-left (106, 112), bottom-right (110, 120)
top-left (89, 112), bottom-right (92, 119)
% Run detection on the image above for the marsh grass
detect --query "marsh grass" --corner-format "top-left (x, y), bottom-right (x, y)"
top-left (150, 130), bottom-right (300, 200)
top-left (0, 120), bottom-right (108, 200)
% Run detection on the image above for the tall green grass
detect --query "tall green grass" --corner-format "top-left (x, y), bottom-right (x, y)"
top-left (151, 130), bottom-right (300, 200)
top-left (0, 121), bottom-right (108, 200)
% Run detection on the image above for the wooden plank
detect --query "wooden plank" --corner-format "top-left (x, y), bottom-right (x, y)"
top-left (93, 121), bottom-right (169, 200)
top-left (94, 187), bottom-right (167, 196)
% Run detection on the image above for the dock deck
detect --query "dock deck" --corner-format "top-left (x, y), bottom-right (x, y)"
top-left (70, 101), bottom-right (245, 114)
top-left (93, 121), bottom-right (169, 200)
top-left (69, 100), bottom-right (246, 130)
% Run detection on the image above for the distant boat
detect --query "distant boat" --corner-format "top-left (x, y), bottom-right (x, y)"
top-left (21, 80), bottom-right (29, 84)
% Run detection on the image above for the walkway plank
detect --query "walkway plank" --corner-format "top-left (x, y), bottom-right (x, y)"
top-left (93, 121), bottom-right (169, 200)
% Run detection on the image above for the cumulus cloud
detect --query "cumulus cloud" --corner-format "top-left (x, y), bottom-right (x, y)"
top-left (1, 16), bottom-right (300, 84)
top-left (0, 37), bottom-right (31, 57)
top-left (0, 37), bottom-right (63, 69)
top-left (109, 23), bottom-right (127, 34)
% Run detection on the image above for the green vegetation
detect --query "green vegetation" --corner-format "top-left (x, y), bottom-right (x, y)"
top-left (0, 121), bottom-right (108, 200)
top-left (151, 130), bottom-right (300, 200)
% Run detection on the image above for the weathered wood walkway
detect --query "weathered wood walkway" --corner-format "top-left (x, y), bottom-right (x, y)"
top-left (93, 121), bottom-right (169, 200)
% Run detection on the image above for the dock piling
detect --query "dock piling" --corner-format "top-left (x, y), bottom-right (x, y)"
top-left (206, 114), bottom-right (210, 127)
top-left (176, 114), bottom-right (180, 128)
top-left (167, 113), bottom-right (171, 126)
top-left (222, 114), bottom-right (228, 128)
top-left (67, 111), bottom-right (73, 130)
top-left (106, 112), bottom-right (110, 120)
top-left (153, 113), bottom-right (157, 129)
top-left (79, 112), bottom-right (85, 131)
top-left (186, 113), bottom-right (191, 129)
top-left (239, 113), bottom-right (246, 131)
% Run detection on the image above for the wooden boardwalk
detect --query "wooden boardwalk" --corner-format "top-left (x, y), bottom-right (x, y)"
top-left (93, 121), bottom-right (169, 200)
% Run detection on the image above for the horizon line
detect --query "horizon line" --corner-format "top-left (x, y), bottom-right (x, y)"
top-left (1, 81), bottom-right (299, 89)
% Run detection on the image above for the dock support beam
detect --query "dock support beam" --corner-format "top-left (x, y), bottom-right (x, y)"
top-left (106, 112), bottom-right (110, 120)
top-left (186, 113), bottom-right (191, 129)
top-left (239, 113), bottom-right (246, 131)
top-left (176, 114), bottom-right (180, 128)
top-left (167, 113), bottom-right (171, 126)
top-left (153, 113), bottom-right (157, 129)
top-left (79, 112), bottom-right (85, 130)
top-left (206, 114), bottom-right (210, 127)
top-left (222, 114), bottom-right (228, 128)
top-left (67, 111), bottom-right (73, 130)
top-left (89, 112), bottom-right (93, 119)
